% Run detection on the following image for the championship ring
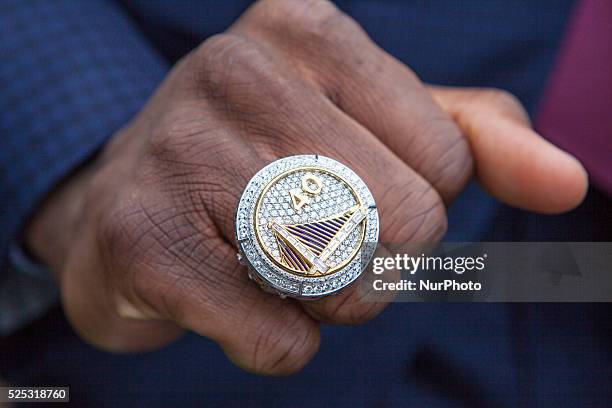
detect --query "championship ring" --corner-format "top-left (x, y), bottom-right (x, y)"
top-left (235, 155), bottom-right (379, 299)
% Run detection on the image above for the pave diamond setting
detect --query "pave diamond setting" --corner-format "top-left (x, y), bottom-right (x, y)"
top-left (236, 155), bottom-right (379, 299)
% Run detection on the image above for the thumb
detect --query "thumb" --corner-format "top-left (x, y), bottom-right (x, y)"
top-left (427, 86), bottom-right (588, 214)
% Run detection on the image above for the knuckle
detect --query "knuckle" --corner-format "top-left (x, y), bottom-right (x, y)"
top-left (383, 182), bottom-right (448, 243)
top-left (247, 317), bottom-right (320, 375)
top-left (192, 33), bottom-right (278, 97)
top-left (94, 189), bottom-right (197, 316)
top-left (148, 104), bottom-right (196, 161)
top-left (388, 107), bottom-right (473, 200)
top-left (341, 302), bottom-right (382, 325)
top-left (191, 33), bottom-right (243, 66)
top-left (306, 5), bottom-right (361, 43)
top-left (480, 88), bottom-right (520, 107)
top-left (322, 297), bottom-right (383, 325)
top-left (261, 0), bottom-right (361, 44)
top-left (95, 190), bottom-right (145, 266)
top-left (411, 112), bottom-right (464, 146)
top-left (96, 187), bottom-right (201, 293)
top-left (418, 115), bottom-right (473, 194)
top-left (261, 0), bottom-right (338, 22)
top-left (478, 88), bottom-right (529, 122)
top-left (95, 186), bottom-right (172, 270)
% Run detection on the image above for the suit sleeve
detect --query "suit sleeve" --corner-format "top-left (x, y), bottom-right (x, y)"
top-left (0, 0), bottom-right (168, 335)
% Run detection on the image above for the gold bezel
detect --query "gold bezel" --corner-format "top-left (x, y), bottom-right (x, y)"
top-left (254, 166), bottom-right (366, 277)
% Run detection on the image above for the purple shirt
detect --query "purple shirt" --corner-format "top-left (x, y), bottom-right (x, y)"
top-left (537, 0), bottom-right (612, 196)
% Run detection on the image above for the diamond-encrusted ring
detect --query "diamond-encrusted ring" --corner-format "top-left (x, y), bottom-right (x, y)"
top-left (235, 155), bottom-right (379, 299)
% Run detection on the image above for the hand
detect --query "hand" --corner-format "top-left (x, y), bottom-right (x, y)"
top-left (25, 0), bottom-right (586, 375)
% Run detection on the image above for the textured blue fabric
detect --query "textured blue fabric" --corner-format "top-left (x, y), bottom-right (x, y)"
top-left (0, 0), bottom-right (168, 334)
top-left (3, 1), bottom-right (612, 407)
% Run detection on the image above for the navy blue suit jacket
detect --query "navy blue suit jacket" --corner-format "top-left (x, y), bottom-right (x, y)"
top-left (2, 1), bottom-right (612, 407)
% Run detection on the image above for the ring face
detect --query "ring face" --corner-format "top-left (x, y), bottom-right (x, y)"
top-left (236, 155), bottom-right (379, 298)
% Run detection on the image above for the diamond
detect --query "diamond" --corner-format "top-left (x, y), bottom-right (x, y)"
top-left (235, 155), bottom-right (379, 299)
